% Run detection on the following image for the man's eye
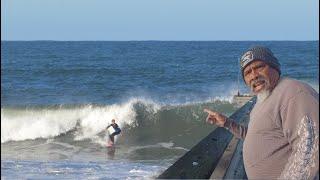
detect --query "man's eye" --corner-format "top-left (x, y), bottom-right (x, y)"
top-left (256, 64), bottom-right (265, 69)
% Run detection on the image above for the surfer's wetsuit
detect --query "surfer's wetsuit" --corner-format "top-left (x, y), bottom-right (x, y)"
top-left (107, 123), bottom-right (121, 143)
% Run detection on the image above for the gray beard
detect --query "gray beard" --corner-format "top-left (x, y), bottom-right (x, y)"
top-left (256, 90), bottom-right (271, 104)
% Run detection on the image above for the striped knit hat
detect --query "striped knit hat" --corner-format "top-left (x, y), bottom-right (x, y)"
top-left (240, 46), bottom-right (281, 78)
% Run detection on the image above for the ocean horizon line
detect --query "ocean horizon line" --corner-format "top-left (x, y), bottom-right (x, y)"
top-left (1, 40), bottom-right (319, 42)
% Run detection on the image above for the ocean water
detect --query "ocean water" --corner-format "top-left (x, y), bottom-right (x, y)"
top-left (1, 41), bottom-right (319, 179)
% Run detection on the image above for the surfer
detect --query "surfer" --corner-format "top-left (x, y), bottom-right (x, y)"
top-left (106, 119), bottom-right (121, 145)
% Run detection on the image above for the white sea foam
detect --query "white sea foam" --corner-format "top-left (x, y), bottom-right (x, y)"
top-left (127, 142), bottom-right (189, 154)
top-left (207, 84), bottom-right (245, 103)
top-left (1, 98), bottom-right (160, 143)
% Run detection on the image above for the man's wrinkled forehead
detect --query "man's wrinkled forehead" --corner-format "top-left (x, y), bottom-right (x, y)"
top-left (243, 60), bottom-right (267, 72)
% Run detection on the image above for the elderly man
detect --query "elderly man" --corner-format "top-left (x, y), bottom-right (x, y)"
top-left (204, 46), bottom-right (319, 179)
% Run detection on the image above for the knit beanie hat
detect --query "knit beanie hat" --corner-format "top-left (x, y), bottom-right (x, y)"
top-left (240, 46), bottom-right (281, 78)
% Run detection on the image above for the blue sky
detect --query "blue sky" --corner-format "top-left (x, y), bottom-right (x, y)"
top-left (1, 0), bottom-right (319, 41)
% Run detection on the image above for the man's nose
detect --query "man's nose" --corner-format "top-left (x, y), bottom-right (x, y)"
top-left (249, 68), bottom-right (259, 82)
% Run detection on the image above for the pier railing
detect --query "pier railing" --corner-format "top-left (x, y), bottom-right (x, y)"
top-left (158, 97), bottom-right (256, 179)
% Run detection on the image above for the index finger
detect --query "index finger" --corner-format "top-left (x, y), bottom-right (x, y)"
top-left (203, 108), bottom-right (218, 115)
